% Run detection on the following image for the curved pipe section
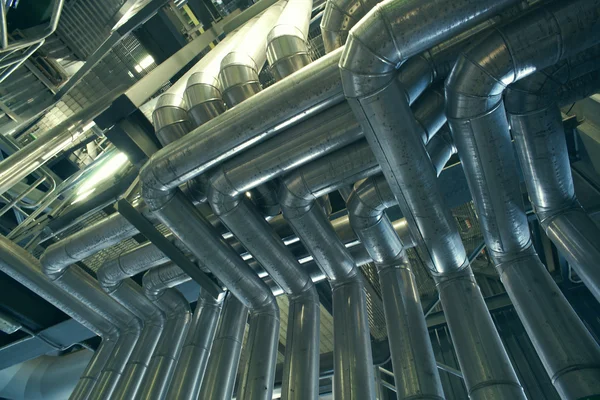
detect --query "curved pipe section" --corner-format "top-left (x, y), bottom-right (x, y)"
top-left (340, 0), bottom-right (527, 397)
top-left (165, 291), bottom-right (224, 400)
top-left (266, 0), bottom-right (313, 80)
top-left (320, 0), bottom-right (380, 53)
top-left (219, 2), bottom-right (285, 107)
top-left (140, 187), bottom-right (280, 400)
top-left (445, 2), bottom-right (600, 398)
top-left (0, 236), bottom-right (118, 400)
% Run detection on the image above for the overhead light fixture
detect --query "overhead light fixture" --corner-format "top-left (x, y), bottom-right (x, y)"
top-left (134, 55), bottom-right (155, 73)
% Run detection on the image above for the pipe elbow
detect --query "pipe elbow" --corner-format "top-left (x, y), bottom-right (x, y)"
top-left (219, 52), bottom-right (262, 107)
top-left (152, 94), bottom-right (192, 147)
top-left (207, 167), bottom-right (241, 216)
top-left (253, 293), bottom-right (280, 320)
top-left (346, 177), bottom-right (385, 231)
top-left (185, 72), bottom-right (225, 127)
top-left (445, 36), bottom-right (511, 120)
top-left (96, 261), bottom-right (123, 292)
top-left (339, 4), bottom-right (397, 98)
top-left (266, 26), bottom-right (311, 80)
top-left (39, 244), bottom-right (71, 280)
top-left (320, 0), bottom-right (377, 54)
top-left (279, 173), bottom-right (314, 218)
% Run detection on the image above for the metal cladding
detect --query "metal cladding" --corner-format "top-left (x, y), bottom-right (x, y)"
top-left (4, 1), bottom-right (600, 400)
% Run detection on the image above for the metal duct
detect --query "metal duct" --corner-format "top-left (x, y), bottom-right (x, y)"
top-left (140, 47), bottom-right (344, 194)
top-left (445, 2), bottom-right (600, 397)
top-left (198, 292), bottom-right (248, 400)
top-left (0, 236), bottom-right (118, 400)
top-left (141, 186), bottom-right (280, 400)
top-left (502, 51), bottom-right (600, 397)
top-left (506, 46), bottom-right (600, 304)
top-left (153, 20), bottom-right (257, 141)
top-left (137, 281), bottom-right (192, 400)
top-left (340, 0), bottom-right (528, 398)
top-left (165, 290), bottom-right (223, 400)
top-left (320, 0), bottom-right (380, 53)
top-left (219, 2), bottom-right (285, 107)
top-left (209, 191), bottom-right (320, 396)
top-left (0, 350), bottom-right (93, 400)
top-left (345, 135), bottom-right (454, 399)
top-left (266, 0), bottom-right (313, 80)
top-left (95, 274), bottom-right (165, 400)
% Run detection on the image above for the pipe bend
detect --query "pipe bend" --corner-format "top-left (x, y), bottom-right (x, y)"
top-left (279, 173), bottom-right (314, 217)
top-left (346, 176), bottom-right (386, 230)
top-left (320, 0), bottom-right (378, 53)
top-left (208, 167), bottom-right (242, 216)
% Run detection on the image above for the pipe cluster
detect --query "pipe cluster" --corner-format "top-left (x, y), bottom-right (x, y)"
top-left (3, 0), bottom-right (600, 399)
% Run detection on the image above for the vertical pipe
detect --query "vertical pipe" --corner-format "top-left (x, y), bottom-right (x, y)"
top-left (198, 293), bottom-right (248, 400)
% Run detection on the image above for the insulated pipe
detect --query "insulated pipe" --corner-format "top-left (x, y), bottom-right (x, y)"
top-left (219, 2), bottom-right (285, 107)
top-left (137, 283), bottom-right (192, 400)
top-left (266, 0), bottom-right (313, 80)
top-left (340, 0), bottom-right (527, 398)
top-left (141, 187), bottom-right (280, 400)
top-left (445, 2), bottom-right (600, 398)
top-left (165, 291), bottom-right (224, 400)
top-left (199, 292), bottom-right (248, 400)
top-left (346, 155), bottom-right (450, 399)
top-left (141, 47), bottom-right (345, 194)
top-left (207, 193), bottom-right (320, 398)
top-left (0, 236), bottom-right (118, 400)
top-left (506, 47), bottom-right (600, 302)
top-left (320, 0), bottom-right (380, 53)
top-left (154, 20), bottom-right (256, 137)
top-left (38, 259), bottom-right (142, 400)
top-left (96, 278), bottom-right (165, 400)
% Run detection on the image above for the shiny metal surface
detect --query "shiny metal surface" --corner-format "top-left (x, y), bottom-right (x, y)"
top-left (142, 189), bottom-right (281, 397)
top-left (140, 48), bottom-right (345, 193)
top-left (267, 0), bottom-right (313, 80)
top-left (152, 94), bottom-right (192, 147)
top-left (220, 3), bottom-right (285, 107)
top-left (445, 2), bottom-right (600, 397)
top-left (137, 288), bottom-right (192, 400)
top-left (165, 291), bottom-right (224, 400)
top-left (331, 277), bottom-right (376, 399)
top-left (340, 1), bottom-right (528, 396)
top-left (198, 293), bottom-right (248, 400)
top-left (320, 0), bottom-right (380, 53)
top-left (69, 339), bottom-right (116, 400)
top-left (436, 268), bottom-right (526, 399)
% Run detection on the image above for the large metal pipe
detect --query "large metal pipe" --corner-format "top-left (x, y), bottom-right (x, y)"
top-left (154, 20), bottom-right (256, 141)
top-left (0, 236), bottom-right (119, 400)
top-left (141, 187), bottom-right (280, 400)
top-left (346, 144), bottom-right (454, 398)
top-left (340, 0), bottom-right (527, 398)
top-left (165, 291), bottom-right (224, 400)
top-left (266, 0), bottom-right (313, 80)
top-left (38, 257), bottom-right (142, 400)
top-left (320, 0), bottom-right (380, 53)
top-left (445, 2), bottom-right (600, 398)
top-left (137, 280), bottom-right (192, 400)
top-left (219, 2), bottom-right (285, 107)
top-left (506, 46), bottom-right (600, 304)
top-left (208, 195), bottom-right (320, 398)
top-left (95, 276), bottom-right (165, 400)
top-left (198, 292), bottom-right (248, 400)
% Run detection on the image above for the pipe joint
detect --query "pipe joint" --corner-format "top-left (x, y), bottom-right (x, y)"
top-left (320, 0), bottom-right (380, 53)
top-left (433, 260), bottom-right (473, 288)
top-left (219, 52), bottom-right (262, 107)
top-left (208, 167), bottom-right (242, 215)
top-left (152, 94), bottom-right (192, 146)
top-left (185, 72), bottom-right (226, 127)
top-left (279, 174), bottom-right (314, 217)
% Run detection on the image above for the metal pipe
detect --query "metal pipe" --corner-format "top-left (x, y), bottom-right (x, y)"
top-left (445, 2), bottom-right (600, 397)
top-left (340, 0), bottom-right (528, 397)
top-left (346, 142), bottom-right (454, 398)
top-left (198, 292), bottom-right (248, 400)
top-left (266, 0), bottom-right (313, 80)
top-left (140, 47), bottom-right (345, 194)
top-left (320, 0), bottom-right (380, 53)
top-left (500, 51), bottom-right (600, 399)
top-left (98, 279), bottom-right (165, 400)
top-left (138, 282), bottom-right (192, 400)
top-left (0, 236), bottom-right (119, 399)
top-left (39, 251), bottom-right (142, 400)
top-left (165, 291), bottom-right (224, 400)
top-left (141, 188), bottom-right (280, 400)
top-left (219, 2), bottom-right (285, 107)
